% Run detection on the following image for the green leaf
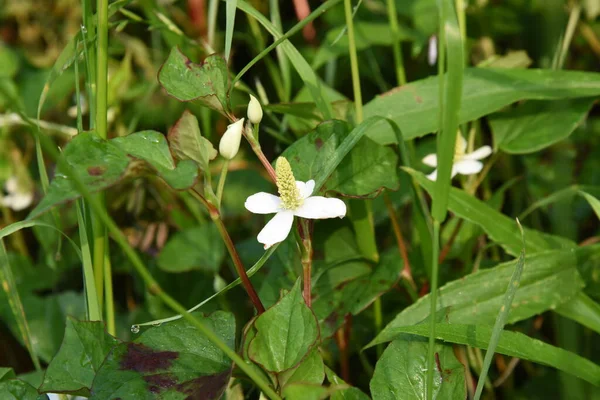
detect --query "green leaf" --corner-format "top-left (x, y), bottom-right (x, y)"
top-left (282, 383), bottom-right (335, 400)
top-left (0, 368), bottom-right (16, 382)
top-left (579, 190), bottom-right (600, 220)
top-left (91, 311), bottom-right (235, 399)
top-left (112, 130), bottom-right (175, 171)
top-left (157, 224), bottom-right (225, 273)
top-left (158, 48), bottom-right (231, 116)
top-left (325, 367), bottom-right (370, 400)
top-left (0, 379), bottom-right (46, 400)
top-left (313, 249), bottom-right (400, 339)
top-left (281, 120), bottom-right (399, 198)
top-left (39, 318), bottom-right (119, 396)
top-left (167, 110), bottom-right (217, 171)
top-left (370, 248), bottom-right (584, 346)
top-left (364, 68), bottom-right (600, 145)
top-left (405, 168), bottom-right (576, 255)
top-left (490, 98), bottom-right (595, 154)
top-left (312, 22), bottom-right (417, 70)
top-left (370, 338), bottom-right (466, 400)
top-left (29, 132), bottom-right (198, 218)
top-left (279, 348), bottom-right (325, 389)
top-left (367, 323), bottom-right (600, 387)
top-left (555, 292), bottom-right (600, 335)
top-left (249, 279), bottom-right (319, 373)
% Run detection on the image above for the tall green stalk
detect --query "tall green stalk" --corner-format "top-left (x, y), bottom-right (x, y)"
top-left (426, 221), bottom-right (440, 400)
top-left (386, 0), bottom-right (406, 86)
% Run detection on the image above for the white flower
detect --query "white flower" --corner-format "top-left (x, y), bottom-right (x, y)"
top-left (423, 134), bottom-right (492, 181)
top-left (428, 35), bottom-right (437, 66)
top-left (219, 118), bottom-right (245, 160)
top-left (245, 157), bottom-right (346, 249)
top-left (247, 94), bottom-right (263, 125)
top-left (1, 177), bottom-right (33, 211)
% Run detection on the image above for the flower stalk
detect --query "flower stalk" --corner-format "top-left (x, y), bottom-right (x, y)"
top-left (190, 188), bottom-right (265, 314)
top-left (299, 219), bottom-right (313, 307)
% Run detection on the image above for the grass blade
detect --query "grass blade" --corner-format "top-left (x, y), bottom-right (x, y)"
top-left (225, 0), bottom-right (237, 61)
top-left (236, 0), bottom-right (333, 119)
top-left (473, 220), bottom-right (526, 400)
top-left (0, 240), bottom-right (41, 371)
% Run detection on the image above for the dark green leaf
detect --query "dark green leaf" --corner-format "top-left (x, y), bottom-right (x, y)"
top-left (39, 318), bottom-right (119, 396)
top-left (167, 110), bottom-right (217, 171)
top-left (0, 379), bottom-right (47, 400)
top-left (372, 248), bottom-right (583, 345)
top-left (490, 98), bottom-right (595, 154)
top-left (367, 324), bottom-right (600, 386)
top-left (370, 338), bottom-right (466, 400)
top-left (325, 367), bottom-right (370, 400)
top-left (0, 368), bottom-right (16, 382)
top-left (112, 130), bottom-right (175, 171)
top-left (249, 279), bottom-right (319, 373)
top-left (405, 168), bottom-right (576, 255)
top-left (281, 120), bottom-right (399, 198)
top-left (157, 224), bottom-right (225, 273)
top-left (364, 68), bottom-right (600, 145)
top-left (158, 48), bottom-right (231, 116)
top-left (91, 311), bottom-right (234, 399)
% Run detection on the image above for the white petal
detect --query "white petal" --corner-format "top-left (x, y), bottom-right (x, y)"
top-left (10, 193), bottom-right (33, 211)
top-left (463, 145), bottom-right (492, 161)
top-left (428, 35), bottom-right (437, 66)
top-left (454, 159), bottom-right (483, 175)
top-left (426, 169), bottom-right (438, 181)
top-left (422, 153), bottom-right (438, 167)
top-left (244, 192), bottom-right (282, 214)
top-left (294, 197), bottom-right (346, 219)
top-left (296, 180), bottom-right (315, 199)
top-left (257, 211), bottom-right (294, 248)
top-left (4, 177), bottom-right (18, 193)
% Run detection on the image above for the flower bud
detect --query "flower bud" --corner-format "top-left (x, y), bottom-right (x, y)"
top-left (247, 94), bottom-right (263, 124)
top-left (219, 118), bottom-right (244, 160)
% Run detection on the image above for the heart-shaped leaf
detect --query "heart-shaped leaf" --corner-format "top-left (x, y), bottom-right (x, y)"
top-left (167, 110), bottom-right (217, 171)
top-left (281, 120), bottom-right (399, 198)
top-left (90, 311), bottom-right (235, 399)
top-left (249, 279), bottom-right (319, 373)
top-left (158, 47), bottom-right (231, 117)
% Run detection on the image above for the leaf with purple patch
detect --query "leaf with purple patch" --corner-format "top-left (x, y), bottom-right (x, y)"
top-left (158, 48), bottom-right (231, 117)
top-left (90, 311), bottom-right (235, 400)
top-left (39, 317), bottom-right (119, 396)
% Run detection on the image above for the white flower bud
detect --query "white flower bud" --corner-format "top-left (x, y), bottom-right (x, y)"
top-left (247, 94), bottom-right (263, 125)
top-left (219, 118), bottom-right (245, 160)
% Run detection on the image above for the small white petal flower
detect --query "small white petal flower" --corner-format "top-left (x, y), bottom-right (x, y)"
top-left (245, 157), bottom-right (346, 249)
top-left (219, 118), bottom-right (245, 160)
top-left (247, 94), bottom-right (263, 125)
top-left (1, 177), bottom-right (33, 211)
top-left (423, 134), bottom-right (492, 181)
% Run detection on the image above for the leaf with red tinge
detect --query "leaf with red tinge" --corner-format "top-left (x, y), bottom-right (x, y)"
top-left (90, 311), bottom-right (235, 400)
top-left (167, 110), bottom-right (217, 172)
top-left (158, 48), bottom-right (232, 117)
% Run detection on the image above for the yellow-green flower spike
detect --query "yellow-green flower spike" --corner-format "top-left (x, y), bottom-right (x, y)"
top-left (454, 133), bottom-right (466, 159)
top-left (276, 157), bottom-right (302, 210)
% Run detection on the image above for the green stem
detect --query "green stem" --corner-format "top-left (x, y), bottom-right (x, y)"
top-left (29, 123), bottom-right (279, 400)
top-left (299, 220), bottom-right (313, 307)
top-left (386, 0), bottom-right (406, 86)
top-left (374, 297), bottom-right (383, 357)
top-left (426, 221), bottom-right (441, 400)
top-left (104, 245), bottom-right (115, 335)
top-left (216, 160), bottom-right (229, 208)
top-left (207, 0), bottom-right (219, 48)
top-left (344, 0), bottom-right (363, 123)
top-left (456, 0), bottom-right (466, 44)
